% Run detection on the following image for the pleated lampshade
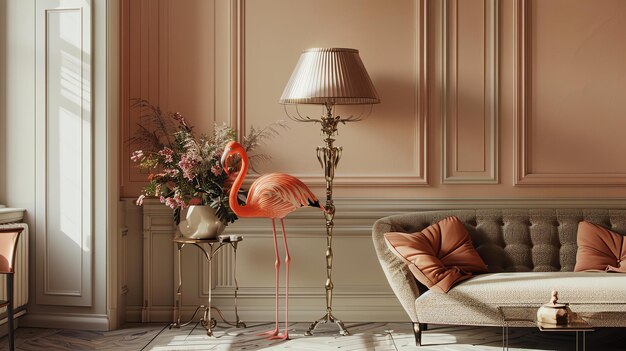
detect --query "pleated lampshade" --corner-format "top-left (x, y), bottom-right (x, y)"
top-left (279, 48), bottom-right (380, 105)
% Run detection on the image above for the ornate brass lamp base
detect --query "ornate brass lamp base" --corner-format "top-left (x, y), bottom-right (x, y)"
top-left (293, 104), bottom-right (352, 336)
top-left (305, 311), bottom-right (349, 336)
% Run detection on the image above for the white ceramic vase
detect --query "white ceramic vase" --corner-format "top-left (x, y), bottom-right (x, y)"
top-left (178, 205), bottom-right (226, 240)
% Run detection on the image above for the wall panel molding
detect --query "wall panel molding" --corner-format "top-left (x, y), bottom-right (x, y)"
top-left (235, 0), bottom-right (429, 187)
top-left (21, 313), bottom-right (109, 331)
top-left (120, 0), bottom-right (162, 196)
top-left (514, 0), bottom-right (626, 186)
top-left (35, 0), bottom-right (92, 306)
top-left (232, 0), bottom-right (246, 136)
top-left (120, 0), bottom-right (220, 197)
top-left (119, 202), bottom-right (129, 296)
top-left (141, 203), bottom-right (175, 322)
top-left (442, 0), bottom-right (498, 184)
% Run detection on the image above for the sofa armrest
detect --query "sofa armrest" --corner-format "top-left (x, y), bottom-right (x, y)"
top-left (372, 217), bottom-right (421, 322)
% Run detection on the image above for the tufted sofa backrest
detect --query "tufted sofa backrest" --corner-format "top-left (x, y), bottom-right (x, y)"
top-left (380, 208), bottom-right (626, 272)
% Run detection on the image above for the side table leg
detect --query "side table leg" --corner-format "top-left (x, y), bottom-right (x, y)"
top-left (576, 331), bottom-right (586, 351)
top-left (505, 323), bottom-right (509, 350)
top-left (206, 243), bottom-right (214, 336)
top-left (193, 243), bottom-right (216, 336)
top-left (188, 240), bottom-right (246, 335)
top-left (232, 242), bottom-right (245, 328)
top-left (170, 244), bottom-right (183, 328)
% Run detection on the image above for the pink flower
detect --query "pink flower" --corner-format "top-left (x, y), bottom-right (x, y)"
top-left (178, 154), bottom-right (198, 181)
top-left (159, 147), bottom-right (174, 163)
top-left (165, 197), bottom-right (177, 209)
top-left (159, 196), bottom-right (166, 203)
top-left (136, 194), bottom-right (146, 206)
top-left (210, 164), bottom-right (223, 176)
top-left (173, 194), bottom-right (187, 208)
top-left (131, 150), bottom-right (144, 162)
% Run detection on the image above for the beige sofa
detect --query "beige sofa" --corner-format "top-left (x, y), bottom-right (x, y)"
top-left (372, 208), bottom-right (626, 346)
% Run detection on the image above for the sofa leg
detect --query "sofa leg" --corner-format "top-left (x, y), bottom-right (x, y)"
top-left (413, 322), bottom-right (422, 346)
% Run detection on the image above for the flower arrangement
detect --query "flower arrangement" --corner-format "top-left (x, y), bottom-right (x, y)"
top-left (130, 100), bottom-right (285, 225)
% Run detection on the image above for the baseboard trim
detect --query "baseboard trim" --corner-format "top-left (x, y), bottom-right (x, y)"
top-left (21, 312), bottom-right (110, 331)
top-left (130, 308), bottom-right (408, 323)
top-left (125, 306), bottom-right (142, 323)
top-left (221, 306), bottom-right (409, 323)
top-left (128, 294), bottom-right (409, 323)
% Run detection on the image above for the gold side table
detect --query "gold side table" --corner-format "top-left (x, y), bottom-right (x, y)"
top-left (169, 235), bottom-right (246, 336)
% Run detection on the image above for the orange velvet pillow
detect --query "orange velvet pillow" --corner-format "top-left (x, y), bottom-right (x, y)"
top-left (384, 216), bottom-right (488, 293)
top-left (574, 221), bottom-right (626, 273)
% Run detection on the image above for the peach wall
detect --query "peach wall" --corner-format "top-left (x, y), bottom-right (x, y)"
top-left (517, 0), bottom-right (626, 184)
top-left (118, 0), bottom-right (626, 324)
top-left (120, 0), bottom-right (626, 198)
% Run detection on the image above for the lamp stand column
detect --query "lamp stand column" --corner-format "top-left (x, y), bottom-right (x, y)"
top-left (305, 105), bottom-right (349, 336)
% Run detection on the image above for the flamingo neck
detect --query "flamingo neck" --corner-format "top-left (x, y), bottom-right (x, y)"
top-left (228, 150), bottom-right (248, 215)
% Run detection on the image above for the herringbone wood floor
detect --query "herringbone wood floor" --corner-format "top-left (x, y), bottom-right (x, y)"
top-left (1, 322), bottom-right (625, 350)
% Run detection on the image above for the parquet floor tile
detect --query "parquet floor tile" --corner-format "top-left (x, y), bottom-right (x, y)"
top-left (1, 321), bottom-right (625, 350)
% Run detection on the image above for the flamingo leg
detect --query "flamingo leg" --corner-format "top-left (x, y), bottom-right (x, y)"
top-left (257, 218), bottom-right (280, 338)
top-left (269, 219), bottom-right (290, 340)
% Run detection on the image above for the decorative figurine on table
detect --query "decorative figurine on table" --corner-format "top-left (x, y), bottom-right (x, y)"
top-left (537, 290), bottom-right (574, 325)
top-left (221, 141), bottom-right (323, 340)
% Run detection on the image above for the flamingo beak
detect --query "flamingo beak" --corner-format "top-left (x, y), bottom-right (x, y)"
top-left (220, 148), bottom-right (231, 175)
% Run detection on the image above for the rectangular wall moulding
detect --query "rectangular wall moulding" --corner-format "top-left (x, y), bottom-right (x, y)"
top-left (119, 0), bottom-right (162, 197)
top-left (442, 0), bottom-right (498, 184)
top-left (35, 0), bottom-right (92, 306)
top-left (120, 0), bottom-right (219, 197)
top-left (514, 0), bottom-right (626, 185)
top-left (141, 203), bottom-right (176, 322)
top-left (237, 0), bottom-right (429, 187)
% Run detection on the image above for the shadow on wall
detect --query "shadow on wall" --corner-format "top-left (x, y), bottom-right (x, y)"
top-left (372, 74), bottom-right (416, 119)
top-left (0, 0), bottom-right (6, 204)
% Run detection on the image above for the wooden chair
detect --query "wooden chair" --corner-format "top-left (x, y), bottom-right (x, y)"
top-left (0, 227), bottom-right (23, 351)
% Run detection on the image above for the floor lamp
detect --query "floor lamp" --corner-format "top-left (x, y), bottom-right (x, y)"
top-left (279, 48), bottom-right (380, 336)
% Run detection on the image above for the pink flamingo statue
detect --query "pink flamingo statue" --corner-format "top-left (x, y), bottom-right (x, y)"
top-left (221, 141), bottom-right (322, 340)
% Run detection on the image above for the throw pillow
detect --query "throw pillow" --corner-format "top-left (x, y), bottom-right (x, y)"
top-left (574, 221), bottom-right (626, 272)
top-left (384, 216), bottom-right (488, 293)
